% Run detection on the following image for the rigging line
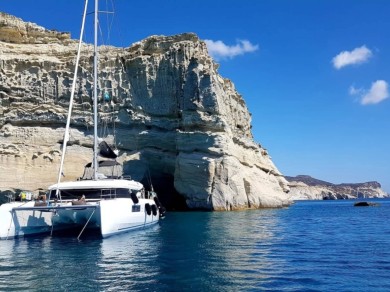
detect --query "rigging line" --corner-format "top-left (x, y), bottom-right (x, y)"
top-left (80, 11), bottom-right (94, 114)
top-left (105, 0), bottom-right (113, 45)
top-left (101, 117), bottom-right (105, 138)
top-left (103, 116), bottom-right (108, 138)
top-left (112, 105), bottom-right (118, 149)
top-left (110, 0), bottom-right (126, 48)
top-left (99, 115), bottom-right (103, 138)
top-left (98, 19), bottom-right (105, 47)
top-left (147, 165), bottom-right (153, 189)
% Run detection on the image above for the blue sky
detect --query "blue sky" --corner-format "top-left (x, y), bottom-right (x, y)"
top-left (2, 0), bottom-right (390, 192)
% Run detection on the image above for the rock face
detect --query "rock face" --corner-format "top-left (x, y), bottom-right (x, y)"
top-left (0, 13), bottom-right (291, 210)
top-left (286, 175), bottom-right (388, 200)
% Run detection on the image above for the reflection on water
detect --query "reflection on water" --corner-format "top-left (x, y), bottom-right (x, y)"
top-left (98, 225), bottom-right (162, 291)
top-left (1, 200), bottom-right (390, 291)
top-left (127, 210), bottom-right (283, 291)
top-left (0, 236), bottom-right (103, 291)
top-left (201, 210), bottom-right (281, 291)
top-left (0, 210), bottom-right (281, 291)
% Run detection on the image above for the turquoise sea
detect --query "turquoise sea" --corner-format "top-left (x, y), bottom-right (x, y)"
top-left (1, 199), bottom-right (390, 291)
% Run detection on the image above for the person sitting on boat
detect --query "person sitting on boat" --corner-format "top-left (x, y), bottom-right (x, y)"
top-left (38, 194), bottom-right (47, 202)
top-left (34, 193), bottom-right (47, 207)
top-left (72, 195), bottom-right (86, 206)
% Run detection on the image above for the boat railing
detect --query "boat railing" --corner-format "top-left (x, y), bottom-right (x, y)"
top-left (147, 191), bottom-right (157, 199)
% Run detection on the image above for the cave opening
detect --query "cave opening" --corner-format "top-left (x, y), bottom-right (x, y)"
top-left (122, 159), bottom-right (188, 211)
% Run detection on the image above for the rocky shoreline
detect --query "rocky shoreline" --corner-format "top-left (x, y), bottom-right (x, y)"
top-left (286, 175), bottom-right (389, 200)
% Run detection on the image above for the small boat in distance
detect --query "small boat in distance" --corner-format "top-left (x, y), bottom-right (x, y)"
top-left (0, 0), bottom-right (165, 240)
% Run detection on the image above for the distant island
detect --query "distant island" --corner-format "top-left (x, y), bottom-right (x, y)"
top-left (285, 175), bottom-right (389, 200)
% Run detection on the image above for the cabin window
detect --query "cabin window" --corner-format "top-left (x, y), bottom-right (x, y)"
top-left (49, 188), bottom-right (133, 200)
top-left (132, 205), bottom-right (141, 212)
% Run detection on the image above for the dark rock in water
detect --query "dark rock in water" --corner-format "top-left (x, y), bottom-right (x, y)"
top-left (354, 201), bottom-right (380, 207)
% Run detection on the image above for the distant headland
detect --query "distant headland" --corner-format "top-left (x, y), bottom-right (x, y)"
top-left (286, 175), bottom-right (389, 200)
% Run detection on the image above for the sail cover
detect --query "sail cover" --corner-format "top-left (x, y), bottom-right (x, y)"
top-left (84, 160), bottom-right (120, 168)
top-left (99, 141), bottom-right (118, 159)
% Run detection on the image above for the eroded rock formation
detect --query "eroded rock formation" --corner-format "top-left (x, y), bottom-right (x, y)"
top-left (0, 13), bottom-right (291, 210)
top-left (286, 175), bottom-right (388, 200)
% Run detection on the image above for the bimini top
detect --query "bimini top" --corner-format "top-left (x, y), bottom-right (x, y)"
top-left (48, 179), bottom-right (144, 191)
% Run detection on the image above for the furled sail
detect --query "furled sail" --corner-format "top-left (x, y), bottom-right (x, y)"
top-left (99, 141), bottom-right (118, 159)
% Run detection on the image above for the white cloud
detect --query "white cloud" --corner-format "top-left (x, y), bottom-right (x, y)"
top-left (360, 80), bottom-right (389, 105)
top-left (332, 45), bottom-right (372, 69)
top-left (204, 39), bottom-right (259, 60)
top-left (349, 85), bottom-right (363, 96)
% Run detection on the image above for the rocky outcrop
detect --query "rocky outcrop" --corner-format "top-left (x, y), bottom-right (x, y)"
top-left (0, 13), bottom-right (291, 210)
top-left (286, 175), bottom-right (388, 200)
top-left (0, 12), bottom-right (71, 44)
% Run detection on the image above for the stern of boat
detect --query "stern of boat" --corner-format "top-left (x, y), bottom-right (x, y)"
top-left (100, 198), bottom-right (159, 237)
top-left (0, 202), bottom-right (52, 239)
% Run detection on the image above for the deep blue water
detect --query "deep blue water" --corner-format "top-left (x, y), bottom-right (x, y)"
top-left (1, 199), bottom-right (390, 291)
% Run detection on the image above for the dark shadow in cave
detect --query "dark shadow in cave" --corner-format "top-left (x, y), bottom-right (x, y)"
top-left (122, 159), bottom-right (188, 211)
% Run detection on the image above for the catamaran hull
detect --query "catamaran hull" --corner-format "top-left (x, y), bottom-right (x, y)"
top-left (0, 198), bottom-right (159, 239)
top-left (100, 198), bottom-right (159, 238)
top-left (0, 202), bottom-right (52, 239)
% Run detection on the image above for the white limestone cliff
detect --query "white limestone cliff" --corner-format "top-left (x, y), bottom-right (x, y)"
top-left (0, 13), bottom-right (291, 210)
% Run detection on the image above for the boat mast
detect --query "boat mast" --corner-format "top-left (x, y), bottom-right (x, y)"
top-left (54, 0), bottom-right (89, 200)
top-left (93, 0), bottom-right (99, 180)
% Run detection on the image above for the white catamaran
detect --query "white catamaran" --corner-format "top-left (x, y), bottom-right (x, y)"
top-left (0, 0), bottom-right (165, 240)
